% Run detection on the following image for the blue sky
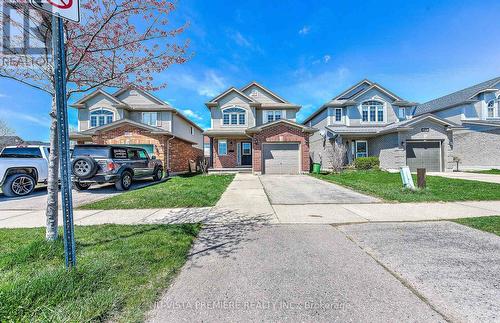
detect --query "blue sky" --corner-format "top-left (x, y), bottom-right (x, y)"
top-left (1, 0), bottom-right (500, 140)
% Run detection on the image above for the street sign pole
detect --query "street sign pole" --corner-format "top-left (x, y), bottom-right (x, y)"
top-left (51, 15), bottom-right (76, 268)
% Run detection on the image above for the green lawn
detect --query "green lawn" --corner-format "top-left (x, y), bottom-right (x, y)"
top-left (80, 174), bottom-right (234, 209)
top-left (312, 170), bottom-right (500, 202)
top-left (0, 224), bottom-right (200, 322)
top-left (453, 216), bottom-right (500, 236)
top-left (467, 169), bottom-right (500, 175)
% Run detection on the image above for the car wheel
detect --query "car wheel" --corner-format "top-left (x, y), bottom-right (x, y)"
top-left (2, 173), bottom-right (35, 197)
top-left (152, 167), bottom-right (163, 181)
top-left (72, 157), bottom-right (98, 179)
top-left (115, 171), bottom-right (132, 191)
top-left (73, 182), bottom-right (91, 191)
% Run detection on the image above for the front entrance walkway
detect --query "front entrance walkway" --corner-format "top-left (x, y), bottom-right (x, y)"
top-left (428, 171), bottom-right (500, 184)
top-left (259, 175), bottom-right (380, 204)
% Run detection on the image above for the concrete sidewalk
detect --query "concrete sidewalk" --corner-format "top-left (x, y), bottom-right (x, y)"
top-left (1, 199), bottom-right (499, 228)
top-left (1, 174), bottom-right (499, 228)
top-left (428, 171), bottom-right (500, 184)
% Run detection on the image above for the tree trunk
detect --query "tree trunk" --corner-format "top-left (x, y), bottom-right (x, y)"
top-left (46, 96), bottom-right (59, 241)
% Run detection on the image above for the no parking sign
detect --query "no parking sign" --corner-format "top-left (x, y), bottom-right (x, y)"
top-left (30, 0), bottom-right (80, 22)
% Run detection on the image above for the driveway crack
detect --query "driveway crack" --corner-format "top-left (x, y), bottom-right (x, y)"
top-left (334, 225), bottom-right (452, 323)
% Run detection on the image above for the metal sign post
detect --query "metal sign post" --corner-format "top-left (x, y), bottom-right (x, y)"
top-left (52, 15), bottom-right (76, 268)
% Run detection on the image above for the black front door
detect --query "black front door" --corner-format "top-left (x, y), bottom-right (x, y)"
top-left (241, 142), bottom-right (252, 166)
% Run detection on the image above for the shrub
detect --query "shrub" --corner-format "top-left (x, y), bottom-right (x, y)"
top-left (354, 156), bottom-right (380, 170)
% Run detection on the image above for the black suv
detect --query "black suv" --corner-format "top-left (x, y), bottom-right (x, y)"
top-left (71, 144), bottom-right (164, 191)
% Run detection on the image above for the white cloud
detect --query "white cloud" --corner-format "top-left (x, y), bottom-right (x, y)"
top-left (0, 108), bottom-right (51, 127)
top-left (182, 109), bottom-right (203, 120)
top-left (284, 67), bottom-right (351, 121)
top-left (299, 26), bottom-right (311, 35)
top-left (232, 31), bottom-right (252, 48)
top-left (169, 69), bottom-right (227, 98)
top-left (323, 55), bottom-right (331, 63)
top-left (0, 93), bottom-right (8, 98)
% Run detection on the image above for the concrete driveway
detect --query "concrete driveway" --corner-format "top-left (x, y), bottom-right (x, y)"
top-left (259, 175), bottom-right (380, 204)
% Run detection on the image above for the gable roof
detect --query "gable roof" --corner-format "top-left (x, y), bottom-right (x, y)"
top-left (206, 87), bottom-right (256, 106)
top-left (245, 119), bottom-right (317, 134)
top-left (325, 113), bottom-right (462, 136)
top-left (415, 76), bottom-right (500, 115)
top-left (240, 81), bottom-right (289, 103)
top-left (71, 88), bottom-right (126, 107)
top-left (302, 79), bottom-right (410, 124)
top-left (79, 118), bottom-right (172, 135)
top-left (112, 85), bottom-right (169, 106)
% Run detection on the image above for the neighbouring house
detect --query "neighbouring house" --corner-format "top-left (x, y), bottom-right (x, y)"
top-left (305, 77), bottom-right (500, 172)
top-left (413, 77), bottom-right (500, 170)
top-left (69, 86), bottom-right (204, 174)
top-left (304, 79), bottom-right (462, 172)
top-left (204, 82), bottom-right (316, 174)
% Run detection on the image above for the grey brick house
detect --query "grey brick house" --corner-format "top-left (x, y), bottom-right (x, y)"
top-left (304, 77), bottom-right (500, 172)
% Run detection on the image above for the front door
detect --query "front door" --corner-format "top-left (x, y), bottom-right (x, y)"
top-left (241, 142), bottom-right (252, 166)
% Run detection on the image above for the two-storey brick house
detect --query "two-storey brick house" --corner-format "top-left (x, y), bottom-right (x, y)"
top-left (69, 86), bottom-right (203, 174)
top-left (204, 82), bottom-right (316, 174)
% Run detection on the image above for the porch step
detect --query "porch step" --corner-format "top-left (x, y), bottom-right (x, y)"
top-left (208, 167), bottom-right (252, 174)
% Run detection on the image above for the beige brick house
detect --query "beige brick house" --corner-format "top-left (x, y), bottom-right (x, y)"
top-left (204, 82), bottom-right (317, 174)
top-left (69, 86), bottom-right (203, 174)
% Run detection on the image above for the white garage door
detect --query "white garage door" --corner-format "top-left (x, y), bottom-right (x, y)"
top-left (263, 143), bottom-right (300, 175)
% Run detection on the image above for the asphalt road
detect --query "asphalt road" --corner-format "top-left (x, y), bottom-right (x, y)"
top-left (147, 224), bottom-right (445, 322)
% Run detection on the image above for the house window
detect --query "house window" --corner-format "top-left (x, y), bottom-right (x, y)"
top-left (222, 107), bottom-right (246, 126)
top-left (361, 101), bottom-right (384, 123)
top-left (190, 126), bottom-right (194, 135)
top-left (486, 99), bottom-right (499, 118)
top-left (218, 139), bottom-right (227, 155)
top-left (250, 89), bottom-right (259, 97)
top-left (142, 112), bottom-right (158, 126)
top-left (398, 107), bottom-right (406, 120)
top-left (90, 108), bottom-right (113, 127)
top-left (334, 108), bottom-right (342, 122)
top-left (355, 140), bottom-right (368, 158)
top-left (265, 110), bottom-right (282, 123)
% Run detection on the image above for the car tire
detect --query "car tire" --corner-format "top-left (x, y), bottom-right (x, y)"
top-left (2, 173), bottom-right (36, 197)
top-left (152, 167), bottom-right (163, 181)
top-left (73, 182), bottom-right (91, 191)
top-left (115, 171), bottom-right (133, 191)
top-left (72, 157), bottom-right (98, 180)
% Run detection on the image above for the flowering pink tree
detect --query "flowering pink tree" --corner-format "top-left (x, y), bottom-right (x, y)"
top-left (0, 0), bottom-right (190, 240)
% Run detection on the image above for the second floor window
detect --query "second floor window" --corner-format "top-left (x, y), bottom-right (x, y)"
top-left (142, 112), bottom-right (158, 126)
top-left (265, 110), bottom-right (282, 123)
top-left (361, 101), bottom-right (384, 123)
top-left (90, 108), bottom-right (113, 127)
top-left (222, 107), bottom-right (246, 125)
top-left (398, 107), bottom-right (406, 120)
top-left (334, 108), bottom-right (342, 122)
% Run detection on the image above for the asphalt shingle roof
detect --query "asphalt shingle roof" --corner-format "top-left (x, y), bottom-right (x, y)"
top-left (415, 77), bottom-right (500, 115)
